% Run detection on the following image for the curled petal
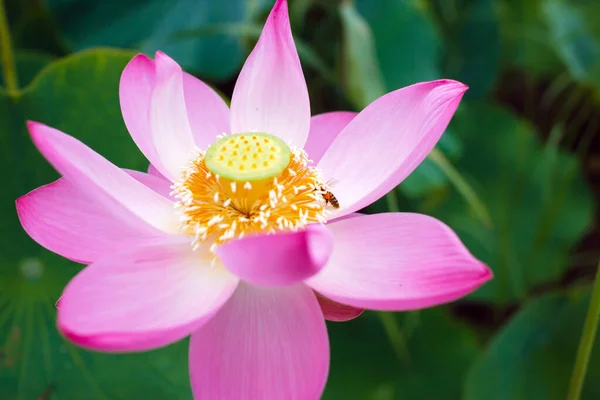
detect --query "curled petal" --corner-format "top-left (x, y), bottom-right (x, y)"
top-left (189, 283), bottom-right (329, 400)
top-left (147, 163), bottom-right (168, 181)
top-left (307, 213), bottom-right (492, 311)
top-left (119, 54), bottom-right (160, 170)
top-left (315, 292), bottom-right (363, 322)
top-left (217, 224), bottom-right (333, 286)
top-left (304, 111), bottom-right (356, 164)
top-left (230, 0), bottom-right (310, 147)
top-left (120, 53), bottom-right (229, 181)
top-left (148, 51), bottom-right (198, 180)
top-left (182, 72), bottom-right (230, 150)
top-left (126, 169), bottom-right (173, 199)
top-left (317, 80), bottom-right (467, 217)
top-left (58, 240), bottom-right (238, 352)
top-left (16, 170), bottom-right (172, 264)
top-left (27, 121), bottom-right (179, 233)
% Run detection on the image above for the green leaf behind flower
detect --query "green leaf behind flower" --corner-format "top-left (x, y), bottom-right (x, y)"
top-left (324, 309), bottom-right (480, 400)
top-left (45, 0), bottom-right (264, 81)
top-left (465, 288), bottom-right (600, 400)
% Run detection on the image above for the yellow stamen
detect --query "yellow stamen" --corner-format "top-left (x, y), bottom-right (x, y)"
top-left (172, 133), bottom-right (329, 252)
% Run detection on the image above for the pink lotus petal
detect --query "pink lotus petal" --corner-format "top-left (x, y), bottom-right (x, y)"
top-left (126, 169), bottom-right (173, 199)
top-left (230, 0), bottom-right (310, 147)
top-left (315, 292), bottom-right (363, 322)
top-left (307, 213), bottom-right (492, 311)
top-left (189, 283), bottom-right (329, 399)
top-left (120, 54), bottom-right (230, 181)
top-left (182, 71), bottom-right (230, 150)
top-left (147, 163), bottom-right (168, 180)
top-left (317, 80), bottom-right (467, 217)
top-left (304, 111), bottom-right (356, 164)
top-left (148, 51), bottom-right (197, 180)
top-left (120, 54), bottom-right (161, 173)
top-left (27, 121), bottom-right (179, 233)
top-left (58, 240), bottom-right (238, 352)
top-left (217, 225), bottom-right (332, 286)
top-left (16, 170), bottom-right (172, 264)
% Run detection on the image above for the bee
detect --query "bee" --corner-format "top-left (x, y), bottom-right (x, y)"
top-left (321, 189), bottom-right (340, 208)
top-left (318, 179), bottom-right (339, 209)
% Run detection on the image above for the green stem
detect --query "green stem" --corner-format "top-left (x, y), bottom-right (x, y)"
top-left (377, 312), bottom-right (410, 363)
top-left (385, 189), bottom-right (400, 212)
top-left (567, 259), bottom-right (600, 400)
top-left (428, 148), bottom-right (492, 227)
top-left (0, 0), bottom-right (18, 92)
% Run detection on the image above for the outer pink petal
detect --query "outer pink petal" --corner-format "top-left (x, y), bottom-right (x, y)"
top-left (189, 283), bottom-right (329, 400)
top-left (27, 122), bottom-right (179, 233)
top-left (58, 240), bottom-right (239, 352)
top-left (230, 0), bottom-right (310, 147)
top-left (120, 54), bottom-right (229, 180)
top-left (304, 111), bottom-right (357, 164)
top-left (147, 163), bottom-right (168, 180)
top-left (119, 54), bottom-right (160, 171)
top-left (126, 169), bottom-right (173, 199)
top-left (148, 51), bottom-right (197, 180)
top-left (306, 213), bottom-right (492, 311)
top-left (182, 71), bottom-right (230, 150)
top-left (16, 171), bottom-right (172, 264)
top-left (216, 225), bottom-right (332, 286)
top-left (315, 292), bottom-right (363, 322)
top-left (317, 80), bottom-right (467, 217)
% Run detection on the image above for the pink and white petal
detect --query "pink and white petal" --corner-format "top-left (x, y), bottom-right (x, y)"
top-left (147, 163), bottom-right (168, 180)
top-left (148, 51), bottom-right (197, 180)
top-left (217, 225), bottom-right (332, 286)
top-left (16, 171), bottom-right (172, 264)
top-left (121, 53), bottom-right (229, 181)
top-left (304, 111), bottom-right (356, 164)
top-left (58, 239), bottom-right (239, 352)
top-left (307, 213), bottom-right (492, 311)
top-left (27, 122), bottom-right (179, 233)
top-left (317, 80), bottom-right (468, 217)
top-left (182, 72), bottom-right (230, 150)
top-left (315, 292), bottom-right (363, 322)
top-left (120, 54), bottom-right (162, 172)
top-left (189, 283), bottom-right (329, 400)
top-left (126, 169), bottom-right (173, 199)
top-left (230, 0), bottom-right (310, 147)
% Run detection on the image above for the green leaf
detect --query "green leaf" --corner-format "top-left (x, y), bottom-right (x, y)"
top-left (339, 0), bottom-right (386, 109)
top-left (356, 0), bottom-right (441, 90)
top-left (0, 51), bottom-right (55, 88)
top-left (424, 102), bottom-right (594, 303)
top-left (431, 0), bottom-right (501, 99)
top-left (323, 309), bottom-right (480, 399)
top-left (465, 289), bottom-right (600, 400)
top-left (543, 0), bottom-right (600, 88)
top-left (400, 131), bottom-right (464, 199)
top-left (0, 49), bottom-right (192, 399)
top-left (45, 0), bottom-right (257, 80)
top-left (499, 0), bottom-right (564, 76)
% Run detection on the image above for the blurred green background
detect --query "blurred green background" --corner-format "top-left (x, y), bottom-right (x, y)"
top-left (1, 0), bottom-right (599, 398)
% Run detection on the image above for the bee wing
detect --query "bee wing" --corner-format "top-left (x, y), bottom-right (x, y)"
top-left (325, 178), bottom-right (338, 188)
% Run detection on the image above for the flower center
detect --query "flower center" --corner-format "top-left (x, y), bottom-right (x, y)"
top-left (204, 132), bottom-right (291, 182)
top-left (173, 132), bottom-right (329, 252)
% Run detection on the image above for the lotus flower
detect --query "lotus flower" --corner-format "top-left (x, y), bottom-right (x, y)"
top-left (16, 0), bottom-right (492, 398)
